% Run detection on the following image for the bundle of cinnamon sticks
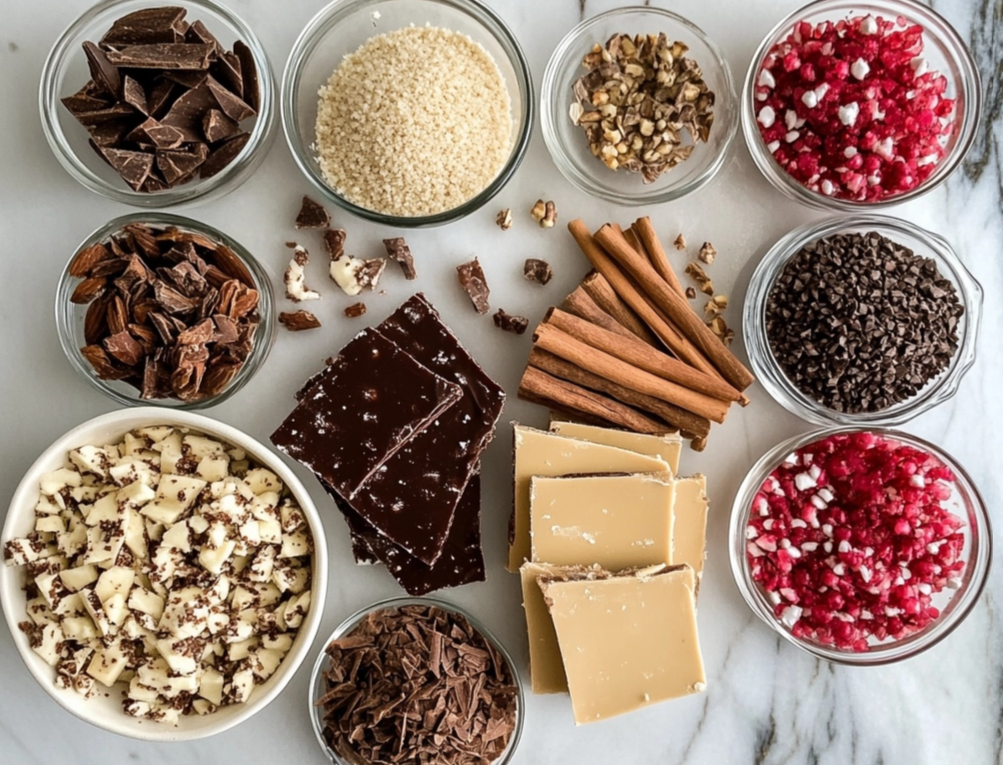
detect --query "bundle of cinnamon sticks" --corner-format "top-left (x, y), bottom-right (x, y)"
top-left (517, 217), bottom-right (754, 451)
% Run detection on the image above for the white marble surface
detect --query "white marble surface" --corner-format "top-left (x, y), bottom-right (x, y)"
top-left (1, 0), bottom-right (1001, 763)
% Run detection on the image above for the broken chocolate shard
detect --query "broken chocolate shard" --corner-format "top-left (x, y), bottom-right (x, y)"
top-left (71, 103), bottom-right (135, 127)
top-left (96, 146), bottom-right (153, 191)
top-left (156, 144), bottom-right (208, 186)
top-left (103, 330), bottom-right (145, 367)
top-left (105, 43), bottom-right (214, 71)
top-left (185, 19), bottom-right (220, 53)
top-left (383, 237), bottom-right (416, 280)
top-left (295, 196), bottom-right (331, 229)
top-left (160, 81), bottom-right (215, 134)
top-left (344, 303), bottom-right (367, 318)
top-left (493, 309), bottom-right (529, 335)
top-left (233, 40), bottom-right (259, 113)
top-left (126, 117), bottom-right (185, 149)
top-left (523, 258), bottom-right (553, 285)
top-left (457, 258), bottom-right (490, 314)
top-left (279, 310), bottom-right (322, 331)
top-left (202, 108), bottom-right (240, 143)
top-left (145, 78), bottom-right (177, 118)
top-left (100, 7), bottom-right (188, 46)
top-left (199, 132), bottom-right (249, 179)
top-left (82, 41), bottom-right (122, 97)
top-left (122, 75), bottom-right (148, 115)
top-left (211, 51), bottom-right (243, 99)
top-left (323, 229), bottom-right (346, 259)
top-left (207, 76), bottom-right (255, 121)
top-left (61, 85), bottom-right (111, 116)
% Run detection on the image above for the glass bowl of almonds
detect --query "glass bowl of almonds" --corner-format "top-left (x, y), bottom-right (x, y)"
top-left (55, 213), bottom-right (275, 410)
top-left (541, 6), bottom-right (738, 205)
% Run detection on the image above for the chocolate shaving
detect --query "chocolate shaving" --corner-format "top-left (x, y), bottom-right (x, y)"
top-left (456, 258), bottom-right (490, 314)
top-left (295, 196), bottom-right (331, 229)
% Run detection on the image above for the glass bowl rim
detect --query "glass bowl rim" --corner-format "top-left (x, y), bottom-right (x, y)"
top-left (280, 0), bottom-right (534, 228)
top-left (739, 0), bottom-right (984, 211)
top-left (728, 425), bottom-right (993, 666)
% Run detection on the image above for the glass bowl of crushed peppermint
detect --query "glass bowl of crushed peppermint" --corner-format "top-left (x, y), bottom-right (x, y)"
top-left (55, 212), bottom-right (275, 410)
top-left (310, 597), bottom-right (523, 765)
top-left (744, 215), bottom-right (982, 427)
top-left (281, 0), bottom-right (533, 227)
top-left (741, 0), bottom-right (981, 209)
top-left (541, 6), bottom-right (738, 205)
top-left (730, 427), bottom-right (991, 665)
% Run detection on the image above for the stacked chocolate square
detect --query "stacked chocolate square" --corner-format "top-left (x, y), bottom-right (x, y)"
top-left (271, 294), bottom-right (505, 595)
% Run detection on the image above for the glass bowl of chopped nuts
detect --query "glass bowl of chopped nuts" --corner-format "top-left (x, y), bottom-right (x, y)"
top-left (0, 407), bottom-right (328, 739)
top-left (55, 212), bottom-right (276, 410)
top-left (744, 215), bottom-right (982, 428)
top-left (310, 596), bottom-right (524, 764)
top-left (730, 427), bottom-right (991, 665)
top-left (281, 0), bottom-right (534, 227)
top-left (39, 0), bottom-right (277, 208)
top-left (541, 7), bottom-right (738, 205)
top-left (741, 0), bottom-right (982, 210)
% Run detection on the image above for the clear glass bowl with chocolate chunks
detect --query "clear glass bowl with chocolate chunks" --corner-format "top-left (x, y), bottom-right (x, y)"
top-left (56, 213), bottom-right (274, 409)
top-left (40, 0), bottom-right (275, 207)
top-left (310, 597), bottom-right (524, 765)
top-left (744, 215), bottom-right (982, 427)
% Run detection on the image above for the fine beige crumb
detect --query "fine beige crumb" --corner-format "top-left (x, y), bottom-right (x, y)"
top-left (314, 26), bottom-right (513, 217)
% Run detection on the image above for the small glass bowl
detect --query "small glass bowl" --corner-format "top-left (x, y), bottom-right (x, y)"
top-left (741, 0), bottom-right (982, 211)
top-left (39, 0), bottom-right (276, 207)
top-left (55, 212), bottom-right (275, 409)
top-left (282, 0), bottom-right (533, 228)
top-left (309, 596), bottom-right (525, 765)
top-left (729, 427), bottom-right (992, 665)
top-left (541, 6), bottom-right (738, 206)
top-left (744, 215), bottom-right (982, 427)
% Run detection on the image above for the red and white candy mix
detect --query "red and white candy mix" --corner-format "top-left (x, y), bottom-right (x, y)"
top-left (746, 432), bottom-right (966, 652)
top-left (754, 14), bottom-right (956, 202)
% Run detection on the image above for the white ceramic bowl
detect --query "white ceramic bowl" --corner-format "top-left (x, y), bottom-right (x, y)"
top-left (0, 408), bottom-right (328, 741)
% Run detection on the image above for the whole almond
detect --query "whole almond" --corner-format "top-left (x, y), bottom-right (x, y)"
top-left (70, 277), bottom-right (107, 304)
top-left (69, 244), bottom-right (111, 278)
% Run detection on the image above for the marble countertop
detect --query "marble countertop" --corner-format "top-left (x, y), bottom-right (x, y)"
top-left (1, 0), bottom-right (1000, 763)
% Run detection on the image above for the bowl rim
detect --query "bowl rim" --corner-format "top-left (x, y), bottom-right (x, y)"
top-left (742, 213), bottom-right (983, 427)
top-left (0, 407), bottom-right (329, 741)
top-left (540, 4), bottom-right (739, 206)
top-left (308, 595), bottom-right (525, 764)
top-left (38, 0), bottom-right (277, 208)
top-left (54, 211), bottom-right (276, 410)
top-left (280, 0), bottom-right (534, 228)
top-left (740, 0), bottom-right (984, 211)
top-left (728, 426), bottom-right (993, 666)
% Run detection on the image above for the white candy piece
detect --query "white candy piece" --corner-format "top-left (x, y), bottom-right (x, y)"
top-left (859, 16), bottom-right (878, 34)
top-left (780, 605), bottom-right (803, 628)
top-left (851, 58), bottom-right (870, 80)
top-left (910, 56), bottom-right (929, 76)
top-left (757, 106), bottom-right (776, 128)
top-left (838, 102), bottom-right (860, 126)
top-left (801, 91), bottom-right (818, 108)
top-left (758, 68), bottom-right (776, 89)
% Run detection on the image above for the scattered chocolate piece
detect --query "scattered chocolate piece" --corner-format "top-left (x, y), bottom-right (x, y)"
top-left (295, 195), bottom-right (331, 229)
top-left (382, 237), bottom-right (416, 280)
top-left (323, 228), bottom-right (346, 259)
top-left (67, 222), bottom-right (261, 401)
top-left (317, 604), bottom-right (518, 765)
top-left (674, 233), bottom-right (687, 250)
top-left (284, 245), bottom-right (320, 302)
top-left (493, 309), bottom-right (529, 335)
top-left (279, 310), bottom-right (322, 331)
top-left (523, 258), bottom-right (553, 285)
top-left (343, 303), bottom-right (366, 318)
top-left (330, 253), bottom-right (385, 296)
top-left (698, 242), bottom-right (717, 264)
top-left (456, 258), bottom-right (490, 314)
top-left (496, 208), bottom-right (513, 230)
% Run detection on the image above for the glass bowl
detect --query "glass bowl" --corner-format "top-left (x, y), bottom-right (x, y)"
top-left (309, 596), bottom-right (525, 765)
top-left (741, 0), bottom-right (982, 211)
top-left (729, 427), bottom-right (992, 665)
top-left (55, 212), bottom-right (275, 409)
top-left (541, 6), bottom-right (738, 206)
top-left (744, 215), bottom-right (981, 427)
top-left (39, 0), bottom-right (276, 207)
top-left (281, 0), bottom-right (533, 228)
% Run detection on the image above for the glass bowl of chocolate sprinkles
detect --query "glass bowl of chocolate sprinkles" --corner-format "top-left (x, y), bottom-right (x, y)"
top-left (55, 212), bottom-right (275, 409)
top-left (309, 597), bottom-right (524, 765)
top-left (744, 215), bottom-right (981, 427)
top-left (40, 0), bottom-right (276, 207)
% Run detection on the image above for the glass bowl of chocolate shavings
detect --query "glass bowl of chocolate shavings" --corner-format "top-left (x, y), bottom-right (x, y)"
top-left (541, 6), bottom-right (738, 205)
top-left (56, 212), bottom-right (275, 409)
top-left (310, 597), bottom-right (524, 765)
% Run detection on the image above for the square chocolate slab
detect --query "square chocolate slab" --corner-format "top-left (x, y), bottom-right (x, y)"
top-left (271, 327), bottom-right (462, 499)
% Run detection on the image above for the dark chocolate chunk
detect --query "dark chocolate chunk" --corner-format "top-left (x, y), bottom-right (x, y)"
top-left (323, 229), bottom-right (346, 259)
top-left (523, 257), bottom-right (553, 285)
top-left (61, 86), bottom-right (112, 116)
top-left (206, 76), bottom-right (255, 121)
top-left (344, 303), bottom-right (367, 318)
top-left (493, 309), bottom-right (529, 335)
top-left (456, 258), bottom-right (490, 314)
top-left (100, 7), bottom-right (188, 46)
top-left (86, 119), bottom-right (132, 148)
top-left (199, 132), bottom-right (249, 179)
top-left (202, 108), bottom-right (240, 143)
top-left (105, 43), bottom-right (214, 71)
top-left (82, 41), bottom-right (122, 97)
top-left (145, 78), bottom-right (177, 118)
top-left (211, 51), bottom-right (243, 99)
top-left (295, 196), bottom-right (331, 229)
top-left (160, 81), bottom-right (215, 135)
top-left (232, 40), bottom-right (259, 113)
top-left (271, 328), bottom-right (463, 501)
top-left (279, 310), bottom-right (322, 331)
top-left (71, 103), bottom-right (136, 127)
top-left (383, 237), bottom-right (416, 280)
top-left (95, 146), bottom-right (153, 190)
top-left (156, 144), bottom-right (208, 186)
top-left (103, 330), bottom-right (145, 366)
top-left (122, 75), bottom-right (148, 114)
top-left (185, 19), bottom-right (219, 53)
top-left (126, 117), bottom-right (185, 149)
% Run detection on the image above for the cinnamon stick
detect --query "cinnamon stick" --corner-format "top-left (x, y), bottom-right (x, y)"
top-left (562, 287), bottom-right (636, 341)
top-left (624, 227), bottom-right (643, 255)
top-left (633, 217), bottom-right (686, 298)
top-left (594, 223), bottom-right (755, 391)
top-left (545, 307), bottom-right (742, 403)
top-left (519, 366), bottom-right (671, 435)
top-left (528, 349), bottom-right (709, 436)
top-left (580, 271), bottom-right (658, 346)
top-left (534, 322), bottom-right (729, 423)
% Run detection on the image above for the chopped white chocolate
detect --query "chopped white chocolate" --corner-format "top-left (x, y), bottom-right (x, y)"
top-left (284, 245), bottom-right (321, 302)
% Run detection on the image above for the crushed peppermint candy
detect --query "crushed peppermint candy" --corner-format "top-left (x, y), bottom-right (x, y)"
top-left (753, 14), bottom-right (956, 202)
top-left (746, 431), bottom-right (966, 652)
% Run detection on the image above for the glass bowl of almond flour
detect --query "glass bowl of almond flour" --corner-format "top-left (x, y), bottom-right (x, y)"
top-left (281, 0), bottom-right (533, 227)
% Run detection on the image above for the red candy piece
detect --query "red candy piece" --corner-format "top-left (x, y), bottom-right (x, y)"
top-left (745, 433), bottom-right (966, 652)
top-left (754, 14), bottom-right (956, 202)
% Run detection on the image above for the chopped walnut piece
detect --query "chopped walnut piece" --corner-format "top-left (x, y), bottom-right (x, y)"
top-left (673, 234), bottom-right (687, 251)
top-left (685, 286), bottom-right (697, 300)
top-left (685, 262), bottom-right (714, 296)
top-left (698, 242), bottom-right (717, 264)
top-left (495, 208), bottom-right (513, 230)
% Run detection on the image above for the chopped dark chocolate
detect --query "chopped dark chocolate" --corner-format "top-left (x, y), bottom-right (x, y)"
top-left (383, 237), bottom-right (416, 280)
top-left (493, 309), bottom-right (529, 335)
top-left (206, 76), bottom-right (255, 122)
top-left (323, 228), bottom-right (346, 259)
top-left (295, 196), bottom-right (331, 229)
top-left (457, 258), bottom-right (490, 314)
top-left (105, 43), bottom-right (214, 70)
top-left (95, 146), bottom-right (153, 191)
top-left (279, 310), bottom-right (322, 331)
top-left (82, 41), bottom-right (122, 97)
top-left (233, 40), bottom-right (260, 113)
top-left (344, 303), bottom-right (367, 318)
top-left (156, 144), bottom-right (208, 185)
top-left (199, 132), bottom-right (250, 179)
top-left (202, 108), bottom-right (240, 143)
top-left (523, 258), bottom-right (553, 285)
top-left (271, 327), bottom-right (463, 500)
top-left (100, 7), bottom-right (188, 47)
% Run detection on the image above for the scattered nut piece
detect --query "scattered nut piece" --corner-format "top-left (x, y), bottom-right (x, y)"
top-left (382, 237), bottom-right (416, 280)
top-left (703, 294), bottom-right (729, 319)
top-left (493, 309), bottom-right (529, 335)
top-left (685, 286), bottom-right (697, 300)
top-left (523, 258), bottom-right (553, 285)
top-left (541, 201), bottom-right (557, 229)
top-left (495, 208), bottom-right (513, 231)
top-left (284, 245), bottom-right (321, 302)
top-left (708, 315), bottom-right (735, 345)
top-left (685, 262), bottom-right (714, 296)
top-left (295, 195), bottom-right (331, 229)
top-left (673, 234), bottom-right (687, 251)
top-left (530, 199), bottom-right (546, 223)
top-left (344, 303), bottom-right (367, 318)
top-left (698, 242), bottom-right (717, 264)
top-left (280, 310), bottom-right (322, 331)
